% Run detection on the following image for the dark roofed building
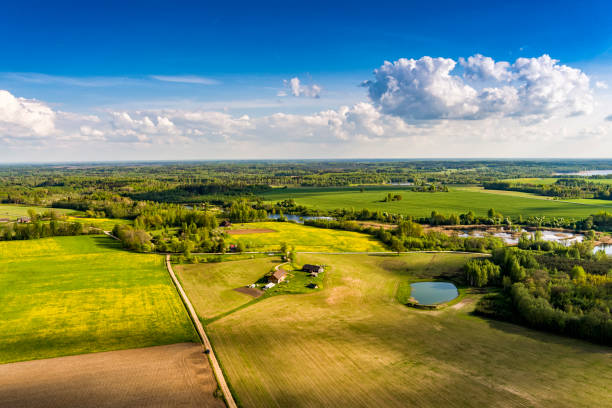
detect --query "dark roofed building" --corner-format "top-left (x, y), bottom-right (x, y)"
top-left (219, 220), bottom-right (232, 227)
top-left (302, 264), bottom-right (324, 275)
top-left (269, 268), bottom-right (287, 284)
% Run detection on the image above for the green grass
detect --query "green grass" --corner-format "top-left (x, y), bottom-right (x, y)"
top-left (65, 215), bottom-right (132, 230)
top-left (189, 253), bottom-right (612, 408)
top-left (175, 256), bottom-right (280, 319)
top-left (0, 204), bottom-right (74, 220)
top-left (262, 186), bottom-right (612, 218)
top-left (226, 221), bottom-right (387, 252)
top-left (0, 235), bottom-right (197, 364)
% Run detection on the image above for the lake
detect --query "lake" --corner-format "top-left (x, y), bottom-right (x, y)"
top-left (410, 282), bottom-right (459, 305)
top-left (554, 169), bottom-right (612, 176)
top-left (458, 228), bottom-right (583, 245)
top-left (267, 214), bottom-right (334, 223)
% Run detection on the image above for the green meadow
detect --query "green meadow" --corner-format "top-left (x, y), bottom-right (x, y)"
top-left (0, 235), bottom-right (197, 364)
top-left (192, 253), bottom-right (612, 408)
top-left (262, 186), bottom-right (612, 218)
top-left (0, 204), bottom-right (73, 220)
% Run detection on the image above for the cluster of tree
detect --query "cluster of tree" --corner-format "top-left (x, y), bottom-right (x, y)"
top-left (484, 178), bottom-right (612, 200)
top-left (227, 200), bottom-right (267, 223)
top-left (112, 224), bottom-right (153, 252)
top-left (472, 246), bottom-right (612, 345)
top-left (382, 193), bottom-right (402, 202)
top-left (1, 220), bottom-right (86, 241)
top-left (464, 258), bottom-right (502, 287)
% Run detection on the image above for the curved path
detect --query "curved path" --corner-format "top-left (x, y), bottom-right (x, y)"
top-left (165, 255), bottom-right (237, 408)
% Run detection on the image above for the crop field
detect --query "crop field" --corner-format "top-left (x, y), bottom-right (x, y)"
top-left (0, 204), bottom-right (73, 220)
top-left (0, 235), bottom-right (197, 364)
top-left (505, 177), bottom-right (612, 185)
top-left (65, 216), bottom-right (132, 230)
top-left (262, 186), bottom-right (612, 218)
top-left (225, 222), bottom-right (386, 252)
top-left (0, 343), bottom-right (223, 408)
top-left (195, 253), bottom-right (612, 408)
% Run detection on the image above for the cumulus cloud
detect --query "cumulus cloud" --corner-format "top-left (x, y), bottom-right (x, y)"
top-left (279, 77), bottom-right (322, 98)
top-left (0, 89), bottom-right (55, 138)
top-left (364, 54), bottom-right (594, 121)
top-left (596, 81), bottom-right (608, 89)
top-left (460, 54), bottom-right (511, 81)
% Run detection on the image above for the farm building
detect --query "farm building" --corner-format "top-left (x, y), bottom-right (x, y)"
top-left (17, 217), bottom-right (31, 223)
top-left (263, 282), bottom-right (276, 290)
top-left (302, 264), bottom-right (324, 275)
top-left (269, 268), bottom-right (287, 284)
top-left (219, 220), bottom-right (232, 227)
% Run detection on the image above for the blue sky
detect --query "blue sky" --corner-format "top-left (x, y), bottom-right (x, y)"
top-left (1, 1), bottom-right (611, 161)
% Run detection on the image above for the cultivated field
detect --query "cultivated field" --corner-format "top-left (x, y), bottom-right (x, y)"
top-left (194, 253), bottom-right (612, 408)
top-left (225, 222), bottom-right (386, 252)
top-left (0, 235), bottom-right (197, 364)
top-left (262, 186), bottom-right (612, 218)
top-left (0, 343), bottom-right (223, 408)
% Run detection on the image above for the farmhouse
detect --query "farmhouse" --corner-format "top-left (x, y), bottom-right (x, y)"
top-left (219, 220), bottom-right (232, 227)
top-left (17, 217), bottom-right (31, 223)
top-left (269, 268), bottom-right (287, 284)
top-left (302, 264), bottom-right (324, 275)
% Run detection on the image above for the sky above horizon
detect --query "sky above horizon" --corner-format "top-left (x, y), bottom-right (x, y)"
top-left (1, 0), bottom-right (612, 162)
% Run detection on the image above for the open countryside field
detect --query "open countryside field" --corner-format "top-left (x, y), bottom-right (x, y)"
top-left (262, 186), bottom-right (612, 218)
top-left (0, 235), bottom-right (197, 364)
top-left (0, 204), bottom-right (73, 220)
top-left (175, 256), bottom-right (280, 319)
top-left (0, 343), bottom-right (223, 408)
top-left (198, 253), bottom-right (612, 408)
top-left (225, 221), bottom-right (386, 252)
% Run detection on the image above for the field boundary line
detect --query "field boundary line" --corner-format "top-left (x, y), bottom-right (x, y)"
top-left (165, 255), bottom-right (238, 408)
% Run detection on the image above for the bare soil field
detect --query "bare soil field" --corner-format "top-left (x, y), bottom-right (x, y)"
top-left (234, 286), bottom-right (264, 297)
top-left (227, 228), bottom-right (276, 235)
top-left (0, 343), bottom-right (224, 408)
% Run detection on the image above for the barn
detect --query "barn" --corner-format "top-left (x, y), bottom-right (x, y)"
top-left (269, 268), bottom-right (287, 284)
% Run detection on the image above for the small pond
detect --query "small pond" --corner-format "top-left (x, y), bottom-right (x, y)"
top-left (554, 169), bottom-right (612, 176)
top-left (267, 214), bottom-right (334, 223)
top-left (593, 244), bottom-right (612, 256)
top-left (410, 282), bottom-right (459, 305)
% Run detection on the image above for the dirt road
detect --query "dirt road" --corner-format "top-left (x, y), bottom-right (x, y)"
top-left (165, 255), bottom-right (238, 408)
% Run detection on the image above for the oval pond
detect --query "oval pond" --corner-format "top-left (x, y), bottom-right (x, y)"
top-left (410, 282), bottom-right (459, 305)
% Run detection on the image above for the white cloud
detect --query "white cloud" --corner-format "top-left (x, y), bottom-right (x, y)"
top-left (596, 81), bottom-right (608, 89)
top-left (150, 75), bottom-right (220, 85)
top-left (0, 89), bottom-right (55, 138)
top-left (364, 54), bottom-right (595, 121)
top-left (460, 54), bottom-right (511, 81)
top-left (279, 77), bottom-right (322, 98)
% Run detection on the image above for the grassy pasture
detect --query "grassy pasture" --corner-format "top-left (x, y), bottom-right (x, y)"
top-left (0, 204), bottom-right (73, 220)
top-left (226, 221), bottom-right (386, 252)
top-left (175, 257), bottom-right (280, 319)
top-left (261, 186), bottom-right (612, 218)
top-left (197, 253), bottom-right (611, 408)
top-left (0, 235), bottom-right (197, 364)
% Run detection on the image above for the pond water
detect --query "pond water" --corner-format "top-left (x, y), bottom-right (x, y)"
top-left (593, 244), bottom-right (612, 255)
top-left (410, 282), bottom-right (459, 305)
top-left (554, 169), bottom-right (612, 176)
top-left (267, 214), bottom-right (334, 223)
top-left (458, 228), bottom-right (583, 245)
